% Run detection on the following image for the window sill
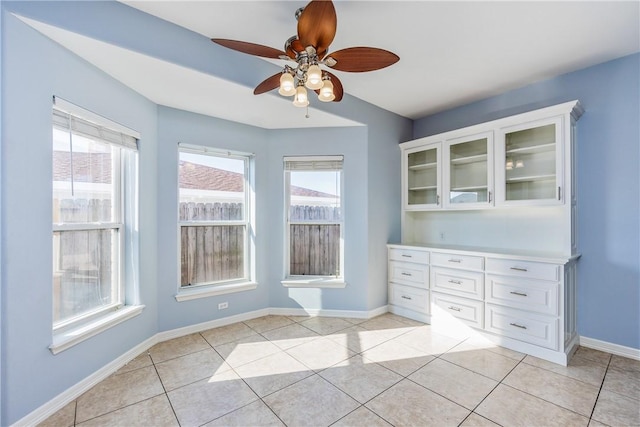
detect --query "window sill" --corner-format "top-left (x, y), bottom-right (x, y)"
top-left (175, 281), bottom-right (258, 302)
top-left (281, 278), bottom-right (347, 288)
top-left (50, 305), bottom-right (145, 355)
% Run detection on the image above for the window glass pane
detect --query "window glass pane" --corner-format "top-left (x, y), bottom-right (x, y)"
top-left (179, 150), bottom-right (249, 286)
top-left (289, 170), bottom-right (341, 221)
top-left (288, 169), bottom-right (342, 277)
top-left (53, 128), bottom-right (116, 223)
top-left (53, 229), bottom-right (119, 323)
top-left (179, 152), bottom-right (245, 221)
top-left (289, 224), bottom-right (340, 276)
top-left (180, 225), bottom-right (245, 286)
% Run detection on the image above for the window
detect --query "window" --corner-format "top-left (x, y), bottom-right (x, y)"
top-left (284, 156), bottom-right (344, 283)
top-left (52, 98), bottom-right (139, 337)
top-left (178, 147), bottom-right (253, 293)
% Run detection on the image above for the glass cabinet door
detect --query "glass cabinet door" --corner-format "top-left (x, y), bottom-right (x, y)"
top-left (406, 144), bottom-right (440, 208)
top-left (446, 134), bottom-right (492, 206)
top-left (502, 121), bottom-right (560, 203)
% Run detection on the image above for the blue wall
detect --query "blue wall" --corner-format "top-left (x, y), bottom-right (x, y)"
top-left (414, 53), bottom-right (640, 349)
top-left (156, 107), bottom-right (271, 332)
top-left (1, 11), bottom-right (160, 424)
top-left (6, 0), bottom-right (636, 423)
top-left (0, 2), bottom-right (410, 423)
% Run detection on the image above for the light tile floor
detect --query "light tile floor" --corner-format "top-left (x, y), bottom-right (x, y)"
top-left (40, 313), bottom-right (640, 427)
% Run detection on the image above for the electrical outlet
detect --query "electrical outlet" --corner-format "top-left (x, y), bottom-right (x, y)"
top-left (439, 232), bottom-right (445, 241)
top-left (218, 302), bottom-right (229, 310)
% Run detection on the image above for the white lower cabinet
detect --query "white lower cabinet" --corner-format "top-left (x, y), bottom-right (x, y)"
top-left (387, 246), bottom-right (430, 323)
top-left (431, 292), bottom-right (484, 328)
top-left (390, 283), bottom-right (429, 314)
top-left (485, 304), bottom-right (559, 350)
top-left (388, 244), bottom-right (578, 365)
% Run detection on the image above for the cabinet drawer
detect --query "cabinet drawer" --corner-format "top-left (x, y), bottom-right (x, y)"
top-left (389, 247), bottom-right (429, 264)
top-left (485, 304), bottom-right (558, 350)
top-left (431, 252), bottom-right (484, 271)
top-left (486, 275), bottom-right (559, 316)
top-left (389, 261), bottom-right (429, 289)
top-left (486, 258), bottom-right (559, 281)
top-left (432, 292), bottom-right (484, 328)
top-left (390, 284), bottom-right (429, 314)
top-left (432, 267), bottom-right (484, 300)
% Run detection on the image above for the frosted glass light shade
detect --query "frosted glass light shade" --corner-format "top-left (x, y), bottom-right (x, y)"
top-left (305, 65), bottom-right (323, 90)
top-left (506, 159), bottom-right (514, 170)
top-left (293, 85), bottom-right (309, 107)
top-left (318, 80), bottom-right (335, 102)
top-left (279, 73), bottom-right (296, 96)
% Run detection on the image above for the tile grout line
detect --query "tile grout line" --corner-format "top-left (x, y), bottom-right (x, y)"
top-left (72, 399), bottom-right (78, 427)
top-left (461, 355), bottom-right (525, 426)
top-left (50, 316), bottom-right (632, 427)
top-left (587, 354), bottom-right (613, 424)
top-left (149, 349), bottom-right (182, 426)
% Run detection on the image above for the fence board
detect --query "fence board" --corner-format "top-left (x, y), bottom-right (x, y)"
top-left (56, 199), bottom-right (338, 287)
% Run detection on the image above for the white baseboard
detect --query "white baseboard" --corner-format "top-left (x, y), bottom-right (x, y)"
top-left (14, 335), bottom-right (158, 427)
top-left (269, 305), bottom-right (388, 319)
top-left (156, 308), bottom-right (271, 342)
top-left (13, 305), bottom-right (387, 426)
top-left (580, 336), bottom-right (640, 361)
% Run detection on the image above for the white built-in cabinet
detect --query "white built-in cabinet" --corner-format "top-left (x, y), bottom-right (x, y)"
top-left (392, 101), bottom-right (583, 365)
top-left (405, 144), bottom-right (441, 208)
top-left (444, 132), bottom-right (494, 208)
top-left (402, 102), bottom-right (581, 210)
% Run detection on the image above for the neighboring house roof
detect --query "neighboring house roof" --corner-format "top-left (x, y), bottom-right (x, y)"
top-left (179, 160), bottom-right (336, 198)
top-left (53, 152), bottom-right (336, 198)
top-left (53, 151), bottom-right (111, 183)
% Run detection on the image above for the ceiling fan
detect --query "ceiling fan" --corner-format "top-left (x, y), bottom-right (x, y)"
top-left (212, 0), bottom-right (399, 107)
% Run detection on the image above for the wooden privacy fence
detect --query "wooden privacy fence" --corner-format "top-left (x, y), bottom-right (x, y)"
top-left (53, 198), bottom-right (115, 322)
top-left (290, 224), bottom-right (340, 276)
top-left (180, 202), bottom-right (245, 286)
top-left (289, 205), bottom-right (341, 276)
top-left (55, 199), bottom-right (341, 292)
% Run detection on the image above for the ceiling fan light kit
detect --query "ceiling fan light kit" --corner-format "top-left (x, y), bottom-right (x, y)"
top-left (212, 0), bottom-right (399, 109)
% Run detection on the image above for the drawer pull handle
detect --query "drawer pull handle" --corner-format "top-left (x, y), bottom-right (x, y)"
top-left (448, 280), bottom-right (463, 285)
top-left (510, 291), bottom-right (528, 297)
top-left (510, 322), bottom-right (527, 330)
top-left (401, 272), bottom-right (412, 277)
top-left (448, 259), bottom-right (462, 263)
top-left (448, 306), bottom-right (462, 312)
top-left (510, 267), bottom-right (528, 272)
top-left (401, 295), bottom-right (412, 300)
top-left (401, 254), bottom-right (413, 258)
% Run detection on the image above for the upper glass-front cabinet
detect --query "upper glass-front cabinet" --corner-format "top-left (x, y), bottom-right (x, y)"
top-left (495, 117), bottom-right (563, 206)
top-left (404, 144), bottom-right (441, 209)
top-left (444, 132), bottom-right (494, 208)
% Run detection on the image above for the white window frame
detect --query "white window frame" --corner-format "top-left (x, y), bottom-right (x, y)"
top-left (282, 155), bottom-right (346, 288)
top-left (50, 97), bottom-right (143, 354)
top-left (176, 145), bottom-right (256, 302)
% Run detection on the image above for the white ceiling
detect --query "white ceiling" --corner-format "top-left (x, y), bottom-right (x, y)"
top-left (20, 1), bottom-right (640, 128)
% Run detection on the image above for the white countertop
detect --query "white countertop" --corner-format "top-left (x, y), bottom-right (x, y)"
top-left (387, 242), bottom-right (579, 264)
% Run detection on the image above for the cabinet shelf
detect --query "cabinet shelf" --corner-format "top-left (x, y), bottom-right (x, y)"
top-left (409, 186), bottom-right (437, 191)
top-left (506, 174), bottom-right (555, 183)
top-left (506, 143), bottom-right (555, 155)
top-left (450, 185), bottom-right (488, 192)
top-left (450, 154), bottom-right (487, 165)
top-left (409, 162), bottom-right (437, 171)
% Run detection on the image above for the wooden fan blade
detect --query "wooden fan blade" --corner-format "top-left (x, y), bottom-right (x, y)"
top-left (212, 39), bottom-right (286, 59)
top-left (297, 0), bottom-right (337, 54)
top-left (254, 73), bottom-right (282, 95)
top-left (325, 71), bottom-right (343, 102)
top-left (325, 47), bottom-right (399, 72)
